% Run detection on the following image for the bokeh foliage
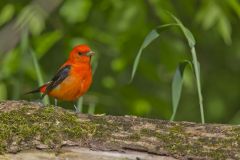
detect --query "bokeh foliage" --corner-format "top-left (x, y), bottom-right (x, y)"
top-left (0, 0), bottom-right (240, 124)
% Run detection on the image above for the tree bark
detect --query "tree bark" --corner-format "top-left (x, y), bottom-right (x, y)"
top-left (0, 100), bottom-right (239, 160)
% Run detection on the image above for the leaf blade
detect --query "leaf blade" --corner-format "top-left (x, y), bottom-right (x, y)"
top-left (130, 23), bottom-right (178, 82)
top-left (170, 14), bottom-right (196, 48)
top-left (130, 30), bottom-right (159, 82)
top-left (171, 14), bottom-right (205, 123)
top-left (171, 61), bottom-right (192, 121)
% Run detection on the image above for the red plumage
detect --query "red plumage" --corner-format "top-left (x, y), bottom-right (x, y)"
top-left (27, 44), bottom-right (94, 101)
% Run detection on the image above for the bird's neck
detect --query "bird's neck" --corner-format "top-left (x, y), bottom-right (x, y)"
top-left (69, 56), bottom-right (91, 64)
top-left (69, 60), bottom-right (92, 71)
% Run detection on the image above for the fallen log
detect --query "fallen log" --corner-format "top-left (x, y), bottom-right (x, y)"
top-left (0, 100), bottom-right (239, 160)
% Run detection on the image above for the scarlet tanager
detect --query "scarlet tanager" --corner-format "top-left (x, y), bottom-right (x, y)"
top-left (26, 44), bottom-right (94, 111)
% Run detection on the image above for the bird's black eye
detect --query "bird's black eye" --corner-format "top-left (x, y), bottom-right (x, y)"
top-left (78, 52), bottom-right (83, 56)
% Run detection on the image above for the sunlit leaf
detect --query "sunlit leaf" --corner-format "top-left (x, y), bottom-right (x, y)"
top-left (196, 2), bottom-right (220, 30)
top-left (218, 15), bottom-right (232, 45)
top-left (133, 99), bottom-right (151, 115)
top-left (195, 2), bottom-right (232, 45)
top-left (60, 0), bottom-right (92, 24)
top-left (111, 58), bottom-right (126, 72)
top-left (0, 4), bottom-right (15, 26)
top-left (1, 49), bottom-right (20, 77)
top-left (102, 76), bottom-right (115, 89)
top-left (170, 60), bottom-right (192, 121)
top-left (228, 0), bottom-right (240, 18)
top-left (29, 12), bottom-right (45, 35)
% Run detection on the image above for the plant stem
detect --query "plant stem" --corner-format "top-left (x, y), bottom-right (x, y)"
top-left (30, 49), bottom-right (50, 105)
top-left (88, 103), bottom-right (95, 115)
top-left (191, 48), bottom-right (205, 124)
top-left (77, 97), bottom-right (83, 113)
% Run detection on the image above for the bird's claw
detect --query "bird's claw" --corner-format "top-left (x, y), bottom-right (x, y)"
top-left (74, 105), bottom-right (80, 113)
top-left (54, 99), bottom-right (58, 108)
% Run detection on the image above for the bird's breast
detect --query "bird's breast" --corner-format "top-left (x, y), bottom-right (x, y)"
top-left (49, 65), bottom-right (92, 101)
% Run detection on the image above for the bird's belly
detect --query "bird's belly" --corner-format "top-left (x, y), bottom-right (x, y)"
top-left (49, 75), bottom-right (92, 101)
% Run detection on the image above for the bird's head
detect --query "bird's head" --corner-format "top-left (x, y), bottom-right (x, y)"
top-left (69, 44), bottom-right (95, 63)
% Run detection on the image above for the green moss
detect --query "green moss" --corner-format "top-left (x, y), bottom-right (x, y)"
top-left (90, 116), bottom-right (126, 138)
top-left (169, 125), bottom-right (184, 133)
top-left (139, 125), bottom-right (240, 159)
top-left (0, 106), bottom-right (96, 153)
top-left (1, 104), bottom-right (240, 159)
top-left (127, 133), bottom-right (141, 141)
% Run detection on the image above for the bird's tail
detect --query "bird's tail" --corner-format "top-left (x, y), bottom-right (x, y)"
top-left (24, 84), bottom-right (48, 95)
top-left (24, 88), bottom-right (41, 95)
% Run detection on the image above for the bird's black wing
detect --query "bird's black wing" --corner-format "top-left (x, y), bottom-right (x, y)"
top-left (42, 65), bottom-right (71, 98)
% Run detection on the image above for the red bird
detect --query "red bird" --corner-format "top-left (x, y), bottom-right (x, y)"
top-left (27, 44), bottom-right (94, 110)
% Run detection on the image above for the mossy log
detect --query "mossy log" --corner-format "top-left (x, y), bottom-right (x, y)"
top-left (0, 101), bottom-right (240, 160)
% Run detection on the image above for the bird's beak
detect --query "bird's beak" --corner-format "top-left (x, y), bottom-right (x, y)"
top-left (86, 51), bottom-right (95, 56)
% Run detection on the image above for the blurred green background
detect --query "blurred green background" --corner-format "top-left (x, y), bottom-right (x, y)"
top-left (0, 0), bottom-right (240, 124)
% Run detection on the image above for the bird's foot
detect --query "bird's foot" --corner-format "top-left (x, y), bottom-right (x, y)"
top-left (74, 105), bottom-right (80, 113)
top-left (54, 99), bottom-right (58, 108)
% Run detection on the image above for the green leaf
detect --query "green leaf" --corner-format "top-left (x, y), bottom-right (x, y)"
top-left (0, 4), bottom-right (15, 26)
top-left (228, 0), bottom-right (240, 18)
top-left (170, 14), bottom-right (196, 48)
top-left (60, 0), bottom-right (92, 24)
top-left (196, 2), bottom-right (220, 30)
top-left (130, 23), bottom-right (178, 82)
top-left (102, 76), bottom-right (116, 89)
top-left (171, 14), bottom-right (205, 123)
top-left (1, 49), bottom-right (20, 77)
top-left (133, 99), bottom-right (151, 115)
top-left (129, 13), bottom-right (205, 123)
top-left (156, 23), bottom-right (179, 33)
top-left (29, 12), bottom-right (45, 35)
top-left (195, 2), bottom-right (232, 45)
top-left (218, 15), bottom-right (232, 45)
top-left (170, 61), bottom-right (192, 121)
top-left (130, 30), bottom-right (159, 82)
